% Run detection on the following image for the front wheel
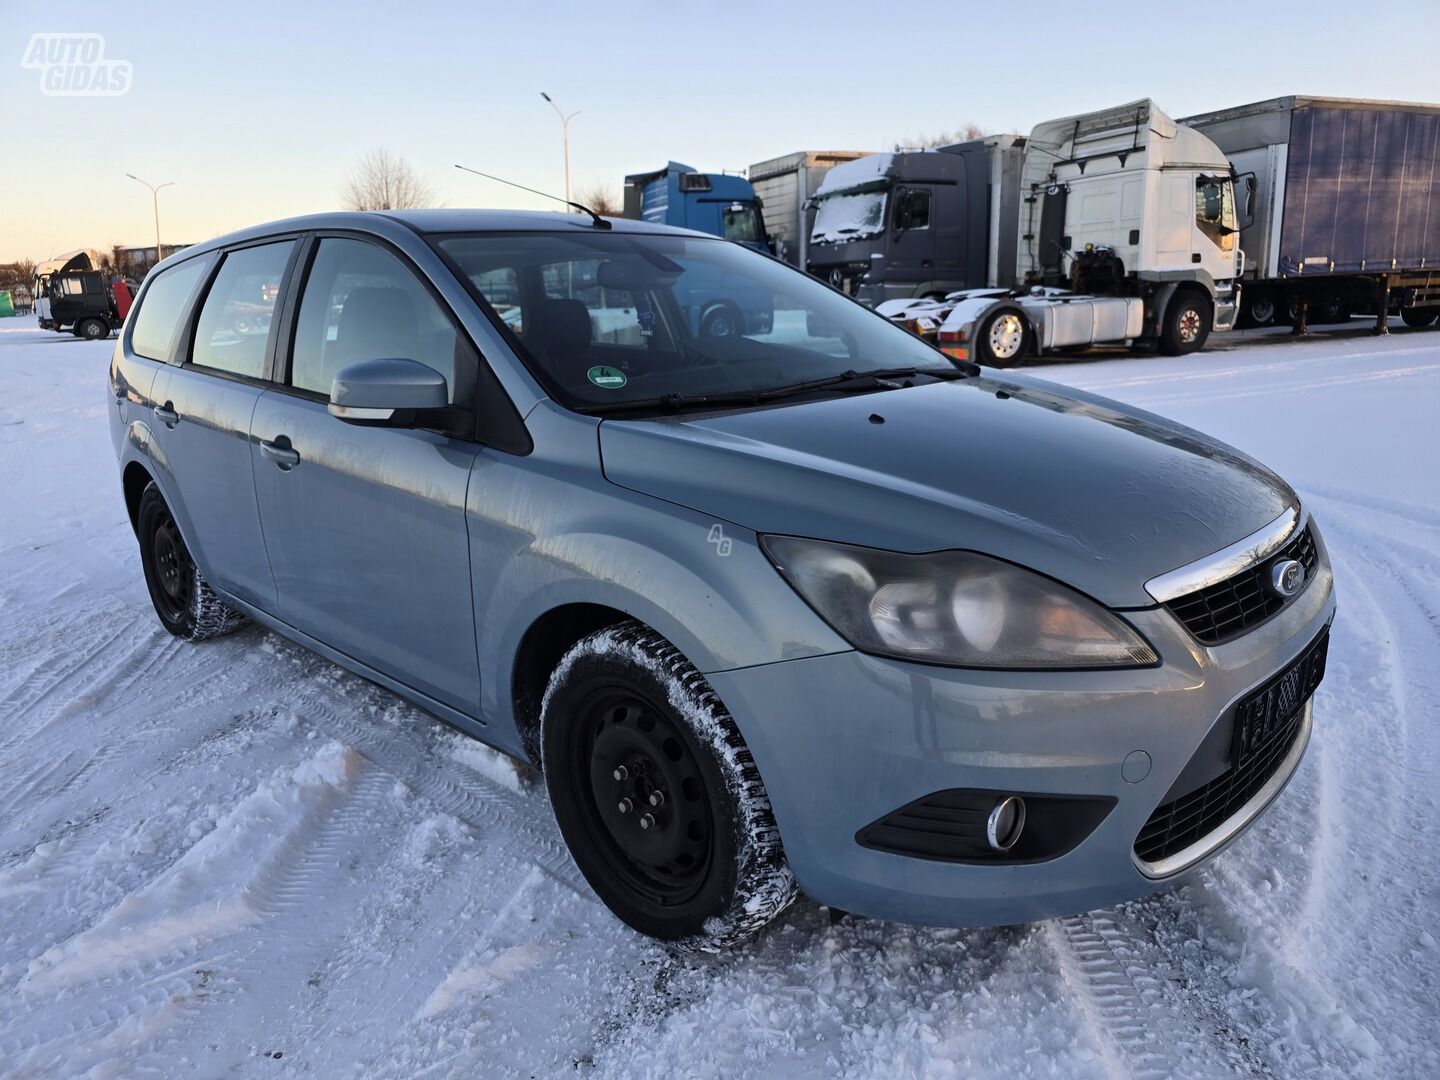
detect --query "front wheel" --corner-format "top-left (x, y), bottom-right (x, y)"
top-left (974, 305), bottom-right (1030, 367)
top-left (137, 483), bottom-right (245, 641)
top-left (541, 622), bottom-right (796, 950)
top-left (1160, 292), bottom-right (1212, 355)
top-left (76, 318), bottom-right (109, 340)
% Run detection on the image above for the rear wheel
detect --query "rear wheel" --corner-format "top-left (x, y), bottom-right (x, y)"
top-left (1400, 307), bottom-right (1438, 328)
top-left (137, 484), bottom-right (245, 641)
top-left (974, 305), bottom-right (1030, 367)
top-left (541, 621), bottom-right (795, 950)
top-left (1160, 291), bottom-right (1212, 355)
top-left (77, 318), bottom-right (109, 340)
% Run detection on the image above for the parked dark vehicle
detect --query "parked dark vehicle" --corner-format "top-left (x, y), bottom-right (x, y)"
top-left (35, 250), bottom-right (133, 339)
top-left (806, 142), bottom-right (1010, 302)
top-left (1183, 96), bottom-right (1440, 329)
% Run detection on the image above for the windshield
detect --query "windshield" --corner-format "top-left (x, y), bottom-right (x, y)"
top-left (435, 230), bottom-right (959, 410)
top-left (810, 190), bottom-right (888, 244)
top-left (722, 204), bottom-right (764, 245)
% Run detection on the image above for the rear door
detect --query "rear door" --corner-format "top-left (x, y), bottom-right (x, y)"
top-left (150, 239), bottom-right (297, 608)
top-left (249, 236), bottom-right (482, 712)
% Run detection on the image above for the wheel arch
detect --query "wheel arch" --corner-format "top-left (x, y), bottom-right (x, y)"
top-left (122, 460), bottom-right (156, 533)
top-left (510, 601), bottom-right (636, 768)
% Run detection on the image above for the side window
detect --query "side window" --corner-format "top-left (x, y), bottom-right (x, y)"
top-left (895, 189), bottom-right (931, 230)
top-left (472, 267), bottom-right (524, 335)
top-left (191, 242), bottom-right (294, 378)
top-left (1195, 178), bottom-right (1235, 251)
top-left (291, 238), bottom-right (475, 405)
top-left (130, 258), bottom-right (209, 362)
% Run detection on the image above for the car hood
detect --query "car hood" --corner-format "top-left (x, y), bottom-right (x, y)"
top-left (597, 373), bottom-right (1297, 608)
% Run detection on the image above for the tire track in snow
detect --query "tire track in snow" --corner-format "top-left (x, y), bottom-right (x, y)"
top-left (1046, 909), bottom-right (1269, 1080)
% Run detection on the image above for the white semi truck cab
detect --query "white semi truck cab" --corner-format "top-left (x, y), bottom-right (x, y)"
top-left (879, 100), bottom-right (1248, 363)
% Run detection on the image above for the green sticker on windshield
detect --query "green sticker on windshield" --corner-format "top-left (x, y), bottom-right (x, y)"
top-left (587, 365), bottom-right (628, 390)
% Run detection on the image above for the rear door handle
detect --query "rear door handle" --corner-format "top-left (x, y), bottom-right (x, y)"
top-left (153, 402), bottom-right (179, 427)
top-left (259, 438), bottom-right (300, 470)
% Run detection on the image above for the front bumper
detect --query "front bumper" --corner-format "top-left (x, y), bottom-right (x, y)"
top-left (708, 562), bottom-right (1335, 927)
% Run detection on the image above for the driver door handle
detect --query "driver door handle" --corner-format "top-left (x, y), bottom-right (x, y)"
top-left (153, 402), bottom-right (179, 427)
top-left (259, 438), bottom-right (300, 469)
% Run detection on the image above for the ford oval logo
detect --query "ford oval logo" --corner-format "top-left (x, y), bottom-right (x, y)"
top-left (1270, 558), bottom-right (1305, 598)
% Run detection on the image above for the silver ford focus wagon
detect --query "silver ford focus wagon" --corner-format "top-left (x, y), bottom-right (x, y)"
top-left (108, 210), bottom-right (1335, 949)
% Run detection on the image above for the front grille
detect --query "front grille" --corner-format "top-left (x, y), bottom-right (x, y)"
top-left (1164, 524), bottom-right (1318, 645)
top-left (1135, 628), bottom-right (1329, 865)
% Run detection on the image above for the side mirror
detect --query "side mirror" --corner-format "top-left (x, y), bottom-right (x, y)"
top-left (329, 357), bottom-right (447, 424)
top-left (1238, 173), bottom-right (1257, 228)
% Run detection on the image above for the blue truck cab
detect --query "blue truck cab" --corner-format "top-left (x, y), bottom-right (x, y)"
top-left (623, 162), bottom-right (773, 337)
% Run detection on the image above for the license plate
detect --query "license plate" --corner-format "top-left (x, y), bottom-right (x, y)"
top-left (1231, 630), bottom-right (1329, 768)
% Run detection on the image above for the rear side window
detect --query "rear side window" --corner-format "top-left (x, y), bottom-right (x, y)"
top-left (191, 241), bottom-right (294, 378)
top-left (290, 238), bottom-right (475, 404)
top-left (130, 258), bottom-right (209, 362)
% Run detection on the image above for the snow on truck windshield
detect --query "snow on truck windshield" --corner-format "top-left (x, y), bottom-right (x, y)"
top-left (435, 230), bottom-right (958, 411)
top-left (808, 152), bottom-right (895, 244)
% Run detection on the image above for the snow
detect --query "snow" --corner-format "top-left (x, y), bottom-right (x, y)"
top-left (813, 152), bottom-right (895, 198)
top-left (810, 153), bottom-right (895, 243)
top-left (1, 312), bottom-right (1439, 1077)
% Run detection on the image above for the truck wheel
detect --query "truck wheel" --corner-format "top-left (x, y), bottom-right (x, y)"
top-left (974, 305), bottom-right (1030, 367)
top-left (1244, 290), bottom-right (1277, 328)
top-left (700, 305), bottom-right (741, 338)
top-left (1314, 296), bottom-right (1347, 324)
top-left (76, 318), bottom-right (109, 340)
top-left (541, 621), bottom-right (796, 951)
top-left (137, 483), bottom-right (246, 641)
top-left (1400, 307), bottom-right (1438, 328)
top-left (1160, 292), bottom-right (1211, 355)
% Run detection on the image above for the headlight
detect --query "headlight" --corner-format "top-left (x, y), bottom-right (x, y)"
top-left (761, 536), bottom-right (1157, 669)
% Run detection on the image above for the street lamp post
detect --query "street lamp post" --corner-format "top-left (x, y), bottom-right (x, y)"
top-left (126, 173), bottom-right (175, 270)
top-left (539, 92), bottom-right (579, 210)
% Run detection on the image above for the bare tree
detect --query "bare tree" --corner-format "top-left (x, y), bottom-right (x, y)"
top-left (342, 148), bottom-right (437, 211)
top-left (892, 123), bottom-right (988, 151)
top-left (576, 180), bottom-right (623, 217)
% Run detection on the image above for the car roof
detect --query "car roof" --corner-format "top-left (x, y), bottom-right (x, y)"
top-left (168, 209), bottom-right (714, 265)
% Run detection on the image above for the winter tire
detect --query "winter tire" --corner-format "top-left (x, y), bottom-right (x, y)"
top-left (77, 318), bottom-right (109, 340)
top-left (974, 305), bottom-right (1030, 367)
top-left (137, 483), bottom-right (246, 641)
top-left (1400, 307), bottom-right (1438, 328)
top-left (1160, 291), bottom-right (1211, 355)
top-left (541, 621), bottom-right (796, 950)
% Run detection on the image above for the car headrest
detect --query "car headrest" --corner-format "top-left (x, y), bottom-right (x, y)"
top-left (534, 297), bottom-right (593, 356)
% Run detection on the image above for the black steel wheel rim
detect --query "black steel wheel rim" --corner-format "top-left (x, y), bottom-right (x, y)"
top-left (570, 685), bottom-right (715, 906)
top-left (150, 509), bottom-right (192, 621)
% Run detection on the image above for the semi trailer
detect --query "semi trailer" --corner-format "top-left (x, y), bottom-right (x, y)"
top-left (836, 100), bottom-right (1245, 363)
top-left (1181, 96), bottom-right (1440, 331)
top-left (747, 150), bottom-right (872, 270)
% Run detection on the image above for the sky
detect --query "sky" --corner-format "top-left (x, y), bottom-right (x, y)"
top-left (4, 0), bottom-right (1440, 264)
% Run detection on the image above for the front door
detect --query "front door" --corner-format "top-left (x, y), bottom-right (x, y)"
top-left (249, 237), bottom-right (482, 712)
top-left (152, 240), bottom-right (295, 609)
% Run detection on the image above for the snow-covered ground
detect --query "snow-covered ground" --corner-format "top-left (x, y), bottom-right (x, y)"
top-left (1, 315), bottom-right (1438, 1078)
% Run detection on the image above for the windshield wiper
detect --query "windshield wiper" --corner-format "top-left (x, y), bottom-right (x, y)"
top-left (573, 366), bottom-right (970, 417)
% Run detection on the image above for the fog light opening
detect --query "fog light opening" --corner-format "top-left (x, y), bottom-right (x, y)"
top-left (986, 796), bottom-right (1026, 852)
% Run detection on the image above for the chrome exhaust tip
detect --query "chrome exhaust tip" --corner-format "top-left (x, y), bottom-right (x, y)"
top-left (986, 796), bottom-right (1026, 852)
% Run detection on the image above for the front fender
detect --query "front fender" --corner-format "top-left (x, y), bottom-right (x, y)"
top-left (472, 480), bottom-right (850, 735)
